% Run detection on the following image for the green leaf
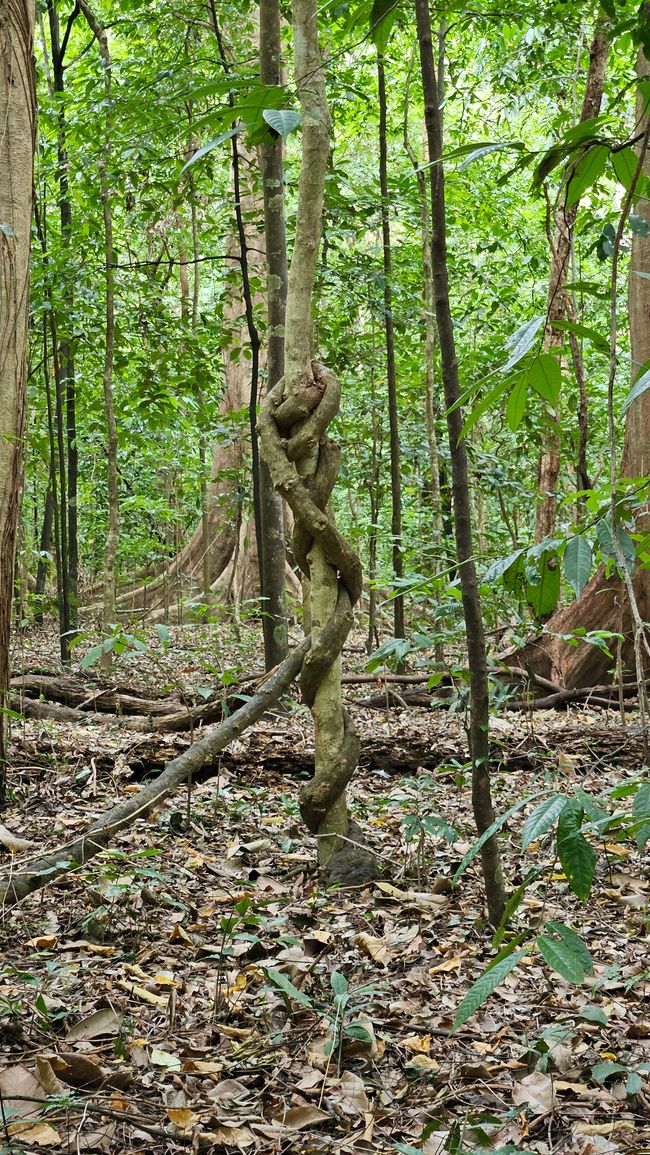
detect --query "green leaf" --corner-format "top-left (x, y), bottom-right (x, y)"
top-left (563, 536), bottom-right (593, 598)
top-left (80, 644), bottom-right (105, 670)
top-left (565, 144), bottom-right (609, 209)
top-left (536, 934), bottom-right (585, 983)
top-left (452, 951), bottom-right (527, 1031)
top-left (591, 1061), bottom-right (628, 1084)
top-left (551, 320), bottom-right (609, 352)
top-left (370, 0), bottom-right (398, 52)
top-left (556, 803), bottom-right (596, 901)
top-left (632, 782), bottom-right (650, 850)
top-left (622, 364), bottom-right (650, 414)
top-left (544, 921), bottom-right (593, 976)
top-left (500, 315), bottom-right (545, 373)
top-left (521, 795), bottom-right (568, 850)
top-left (181, 127), bottom-right (239, 172)
top-left (626, 1071), bottom-right (643, 1096)
top-left (344, 1022), bottom-right (373, 1043)
top-left (459, 377), bottom-right (509, 440)
top-left (506, 376), bottom-right (528, 430)
top-left (331, 971), bottom-right (349, 1000)
top-left (264, 967), bottom-right (314, 1010)
top-left (484, 548), bottom-right (525, 584)
top-left (595, 517), bottom-right (636, 574)
top-left (526, 553), bottom-right (560, 618)
top-left (579, 1005), bottom-right (609, 1025)
top-left (527, 354), bottom-right (562, 405)
top-left (262, 108), bottom-right (301, 140)
top-left (457, 141), bottom-right (525, 170)
top-left (453, 790), bottom-right (550, 884)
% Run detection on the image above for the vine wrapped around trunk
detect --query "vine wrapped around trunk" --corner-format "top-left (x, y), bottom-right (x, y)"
top-left (258, 0), bottom-right (377, 886)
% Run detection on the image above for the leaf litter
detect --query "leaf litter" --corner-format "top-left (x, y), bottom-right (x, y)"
top-left (0, 627), bottom-right (649, 1153)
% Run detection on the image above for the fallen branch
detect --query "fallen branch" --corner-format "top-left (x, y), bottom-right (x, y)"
top-left (0, 637), bottom-right (310, 905)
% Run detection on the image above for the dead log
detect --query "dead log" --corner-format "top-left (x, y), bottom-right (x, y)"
top-left (10, 674), bottom-right (185, 716)
top-left (0, 636), bottom-right (310, 905)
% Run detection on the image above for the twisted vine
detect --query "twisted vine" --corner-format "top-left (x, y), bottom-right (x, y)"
top-left (258, 362), bottom-right (363, 838)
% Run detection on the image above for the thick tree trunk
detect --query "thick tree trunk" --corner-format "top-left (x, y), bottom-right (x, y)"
top-left (534, 24), bottom-right (609, 544)
top-left (0, 0), bottom-right (36, 800)
top-left (516, 44), bottom-right (650, 691)
top-left (416, 0), bottom-right (505, 926)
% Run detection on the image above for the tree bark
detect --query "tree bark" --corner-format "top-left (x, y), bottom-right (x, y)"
top-left (416, 0), bottom-right (506, 926)
top-left (378, 56), bottom-right (405, 645)
top-left (534, 23), bottom-right (609, 544)
top-left (259, 0), bottom-right (376, 886)
top-left (0, 0), bottom-right (36, 803)
top-left (258, 0), bottom-right (289, 669)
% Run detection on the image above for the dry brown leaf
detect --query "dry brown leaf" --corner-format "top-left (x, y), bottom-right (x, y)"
top-left (280, 1105), bottom-right (330, 1130)
top-left (167, 1107), bottom-right (200, 1133)
top-left (34, 1057), bottom-right (63, 1097)
top-left (25, 936), bottom-right (58, 950)
top-left (401, 1034), bottom-right (431, 1054)
top-left (355, 931), bottom-right (392, 965)
top-left (202, 1125), bottom-right (255, 1146)
top-left (66, 1006), bottom-right (122, 1041)
top-left (0, 1064), bottom-right (45, 1121)
top-left (407, 1055), bottom-right (440, 1072)
top-left (512, 1071), bottom-right (556, 1114)
top-left (8, 1122), bottom-right (60, 1146)
top-left (0, 823), bottom-right (34, 853)
top-left (429, 956), bottom-right (462, 974)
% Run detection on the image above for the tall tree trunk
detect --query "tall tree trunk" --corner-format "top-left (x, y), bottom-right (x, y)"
top-left (378, 56), bottom-right (405, 645)
top-left (258, 0), bottom-right (289, 670)
top-left (0, 0), bottom-right (36, 800)
top-left (512, 44), bottom-right (650, 691)
top-left (416, 0), bottom-right (505, 926)
top-left (79, 1), bottom-right (118, 663)
top-left (47, 1), bottom-right (79, 649)
top-left (534, 23), bottom-right (609, 544)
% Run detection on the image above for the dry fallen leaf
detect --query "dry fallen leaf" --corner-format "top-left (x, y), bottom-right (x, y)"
top-left (401, 1034), bottom-right (431, 1054)
top-left (354, 931), bottom-right (393, 965)
top-left (0, 823), bottom-right (34, 853)
top-left (8, 1122), bottom-right (60, 1146)
top-left (512, 1071), bottom-right (556, 1114)
top-left (65, 1006), bottom-right (122, 1042)
top-left (279, 1105), bottom-right (330, 1131)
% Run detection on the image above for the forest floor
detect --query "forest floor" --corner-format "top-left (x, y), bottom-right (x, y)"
top-left (0, 621), bottom-right (649, 1155)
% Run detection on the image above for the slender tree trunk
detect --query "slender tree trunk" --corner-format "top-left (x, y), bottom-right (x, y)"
top-left (534, 23), bottom-right (609, 544)
top-left (34, 484), bottom-right (55, 624)
top-left (47, 1), bottom-right (79, 641)
top-left (78, 2), bottom-right (118, 663)
top-left (258, 0), bottom-right (289, 669)
top-left (377, 56), bottom-right (405, 644)
top-left (416, 0), bottom-right (505, 926)
top-left (0, 0), bottom-right (36, 801)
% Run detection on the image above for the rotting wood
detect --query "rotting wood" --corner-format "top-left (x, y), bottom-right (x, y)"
top-left (0, 636), bottom-right (310, 905)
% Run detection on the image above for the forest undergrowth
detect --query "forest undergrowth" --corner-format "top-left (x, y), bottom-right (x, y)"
top-left (0, 621), bottom-right (648, 1155)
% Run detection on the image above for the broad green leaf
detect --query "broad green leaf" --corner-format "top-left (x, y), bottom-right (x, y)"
top-left (521, 795), bottom-right (568, 850)
top-left (370, 0), bottom-right (398, 52)
top-left (591, 1061), bottom-right (628, 1084)
top-left (459, 377), bottom-right (509, 440)
top-left (458, 141), bottom-right (524, 170)
top-left (453, 791), bottom-right (550, 883)
top-left (526, 554), bottom-right (560, 618)
top-left (595, 517), bottom-right (636, 573)
top-left (536, 934), bottom-right (585, 983)
top-left (632, 782), bottom-right (650, 850)
top-left (506, 376), bottom-right (528, 430)
top-left (580, 1005), bottom-right (609, 1025)
top-left (500, 315), bottom-right (545, 373)
top-left (622, 364), bottom-right (650, 414)
top-left (264, 967), bottom-right (313, 1009)
top-left (484, 548), bottom-right (525, 585)
top-left (181, 127), bottom-right (239, 172)
top-left (565, 144), bottom-right (609, 209)
top-left (452, 951), bottom-right (527, 1031)
top-left (544, 921), bottom-right (593, 975)
top-left (563, 536), bottom-right (593, 598)
top-left (610, 146), bottom-right (650, 198)
top-left (551, 320), bottom-right (609, 352)
top-left (262, 108), bottom-right (301, 140)
top-left (331, 970), bottom-right (349, 999)
top-left (626, 1071), bottom-right (643, 1096)
top-left (557, 803), bottom-right (596, 901)
top-left (527, 354), bottom-right (561, 405)
top-left (344, 1022), bottom-right (373, 1043)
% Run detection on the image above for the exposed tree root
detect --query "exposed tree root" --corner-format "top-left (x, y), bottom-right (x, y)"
top-left (0, 637), bottom-right (310, 905)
